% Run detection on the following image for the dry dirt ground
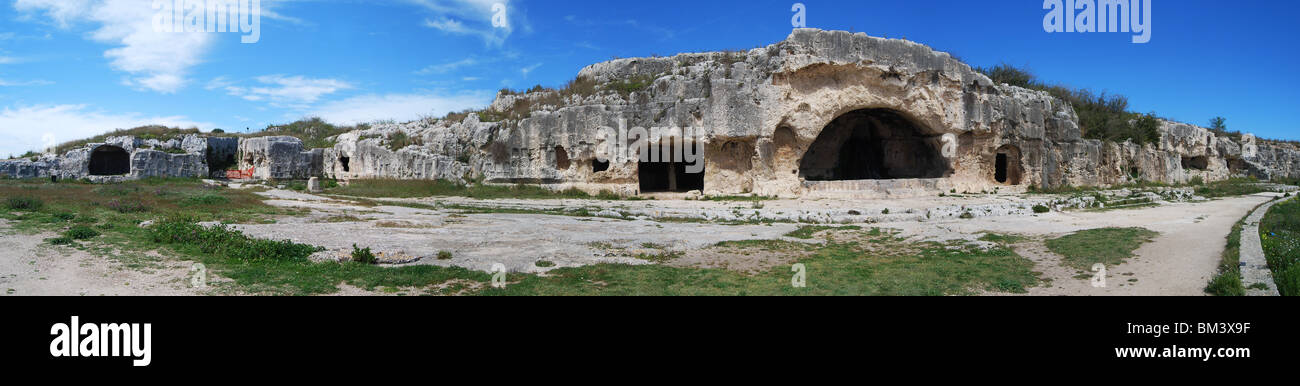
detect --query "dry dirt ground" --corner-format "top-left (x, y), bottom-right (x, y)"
top-left (0, 219), bottom-right (208, 296)
top-left (0, 190), bottom-right (1279, 296)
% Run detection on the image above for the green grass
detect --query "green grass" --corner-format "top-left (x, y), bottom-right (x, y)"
top-left (1045, 227), bottom-right (1159, 270)
top-left (1, 179), bottom-right (1043, 296)
top-left (1205, 202), bottom-right (1263, 296)
top-left (785, 225), bottom-right (862, 239)
top-left (489, 236), bottom-right (1040, 296)
top-left (1260, 197), bottom-right (1300, 296)
top-left (5, 196), bottom-right (43, 210)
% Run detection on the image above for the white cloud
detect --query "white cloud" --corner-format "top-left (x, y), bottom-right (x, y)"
top-left (308, 91), bottom-right (494, 126)
top-left (224, 75), bottom-right (353, 108)
top-left (14, 0), bottom-right (295, 93)
top-left (416, 57), bottom-right (479, 75)
top-left (520, 62), bottom-right (541, 78)
top-left (410, 0), bottom-right (517, 46)
top-left (0, 78), bottom-right (55, 86)
top-left (0, 104), bottom-right (210, 156)
top-left (0, 56), bottom-right (21, 64)
top-left (15, 0), bottom-right (214, 93)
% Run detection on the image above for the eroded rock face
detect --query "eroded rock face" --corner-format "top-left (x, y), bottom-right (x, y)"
top-left (1, 135), bottom-right (237, 181)
top-left (238, 136), bottom-right (323, 180)
top-left (319, 29), bottom-right (1298, 197)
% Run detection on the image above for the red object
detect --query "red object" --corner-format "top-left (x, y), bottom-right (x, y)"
top-left (225, 167), bottom-right (255, 180)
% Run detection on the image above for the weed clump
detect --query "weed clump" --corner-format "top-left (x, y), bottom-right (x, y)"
top-left (5, 196), bottom-right (43, 210)
top-left (149, 219), bottom-right (322, 262)
top-left (64, 225), bottom-right (100, 240)
top-left (352, 244), bottom-right (378, 265)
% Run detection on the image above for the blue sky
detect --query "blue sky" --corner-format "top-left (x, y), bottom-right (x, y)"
top-left (2, 0), bottom-right (1297, 156)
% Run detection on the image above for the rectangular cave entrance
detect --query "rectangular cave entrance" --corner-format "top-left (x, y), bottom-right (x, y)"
top-left (638, 161), bottom-right (704, 193)
top-left (995, 154), bottom-right (1008, 183)
top-left (799, 108), bottom-right (949, 181)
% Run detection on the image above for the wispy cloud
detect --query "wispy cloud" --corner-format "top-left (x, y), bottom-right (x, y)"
top-left (223, 75), bottom-right (354, 109)
top-left (410, 0), bottom-right (521, 46)
top-left (520, 62), bottom-right (541, 78)
top-left (308, 90), bottom-right (494, 125)
top-left (415, 58), bottom-right (479, 75)
top-left (0, 103), bottom-right (210, 156)
top-left (0, 78), bottom-right (55, 86)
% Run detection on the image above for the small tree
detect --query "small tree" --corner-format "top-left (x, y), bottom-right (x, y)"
top-left (1209, 117), bottom-right (1227, 132)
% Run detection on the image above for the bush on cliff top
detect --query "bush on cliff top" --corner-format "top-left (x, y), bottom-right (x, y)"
top-left (977, 63), bottom-right (1160, 145)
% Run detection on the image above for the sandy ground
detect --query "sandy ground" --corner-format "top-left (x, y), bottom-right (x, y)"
top-left (0, 219), bottom-right (206, 296)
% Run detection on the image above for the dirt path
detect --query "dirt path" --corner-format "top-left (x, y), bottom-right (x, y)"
top-left (882, 194), bottom-right (1280, 296)
top-left (0, 219), bottom-right (205, 296)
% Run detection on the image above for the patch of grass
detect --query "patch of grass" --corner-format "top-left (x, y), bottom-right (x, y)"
top-left (979, 233), bottom-right (1027, 244)
top-left (150, 219), bottom-right (322, 262)
top-left (437, 251), bottom-right (453, 260)
top-left (1032, 205), bottom-right (1050, 214)
top-left (64, 225), bottom-right (100, 240)
top-left (46, 237), bottom-right (75, 246)
top-left (1045, 227), bottom-right (1159, 270)
top-left (5, 196), bottom-right (43, 210)
top-left (785, 225), bottom-right (862, 239)
top-left (535, 260), bottom-right (556, 268)
top-left (1260, 197), bottom-right (1300, 296)
top-left (491, 238), bottom-right (1040, 296)
top-left (351, 244), bottom-right (377, 265)
top-left (1205, 202), bottom-right (1259, 296)
top-left (181, 192), bottom-right (231, 206)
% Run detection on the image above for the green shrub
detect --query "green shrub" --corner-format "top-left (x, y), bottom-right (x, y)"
top-left (535, 260), bottom-right (555, 268)
top-left (5, 196), bottom-right (43, 210)
top-left (437, 250), bottom-right (454, 260)
top-left (976, 64), bottom-right (1161, 145)
top-left (959, 212), bottom-right (975, 219)
top-left (352, 244), bottom-right (378, 265)
top-left (1032, 205), bottom-right (1050, 214)
top-left (1189, 176), bottom-right (1205, 186)
top-left (64, 225), bottom-right (100, 240)
top-left (149, 219), bottom-right (321, 262)
top-left (46, 237), bottom-right (75, 246)
top-left (52, 212), bottom-right (76, 221)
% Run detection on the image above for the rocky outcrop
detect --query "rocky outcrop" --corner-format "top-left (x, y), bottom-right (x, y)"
top-left (238, 136), bottom-right (323, 180)
top-left (317, 29), bottom-right (1300, 197)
